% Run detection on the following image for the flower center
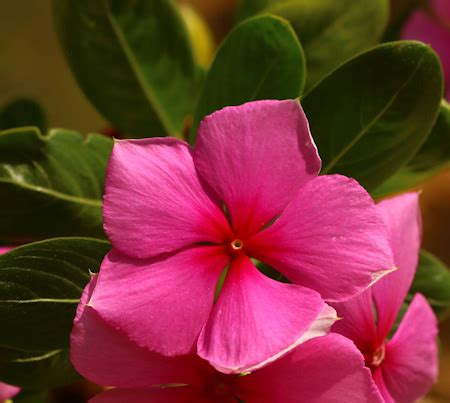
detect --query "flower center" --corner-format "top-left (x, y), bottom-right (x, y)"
top-left (231, 239), bottom-right (243, 250)
top-left (371, 343), bottom-right (385, 367)
top-left (229, 239), bottom-right (245, 256)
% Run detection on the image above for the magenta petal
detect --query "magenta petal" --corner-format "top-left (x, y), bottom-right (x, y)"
top-left (247, 175), bottom-right (395, 302)
top-left (372, 369), bottom-right (395, 403)
top-left (71, 277), bottom-right (206, 388)
top-left (331, 289), bottom-right (378, 355)
top-left (89, 247), bottom-right (228, 356)
top-left (103, 138), bottom-right (230, 258)
top-left (372, 193), bottom-right (421, 339)
top-left (193, 100), bottom-right (321, 237)
top-left (90, 387), bottom-right (210, 403)
top-left (381, 294), bottom-right (438, 403)
top-left (0, 382), bottom-right (20, 401)
top-left (0, 246), bottom-right (13, 254)
top-left (238, 334), bottom-right (382, 403)
top-left (401, 10), bottom-right (450, 93)
top-left (431, 0), bottom-right (450, 24)
top-left (197, 256), bottom-right (336, 374)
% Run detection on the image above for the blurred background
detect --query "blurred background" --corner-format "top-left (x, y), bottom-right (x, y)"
top-left (0, 0), bottom-right (449, 401)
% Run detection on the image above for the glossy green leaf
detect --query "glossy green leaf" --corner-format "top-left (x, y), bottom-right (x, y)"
top-left (0, 238), bottom-right (110, 351)
top-left (374, 100), bottom-right (450, 197)
top-left (0, 127), bottom-right (112, 242)
top-left (302, 41), bottom-right (443, 191)
top-left (0, 98), bottom-right (47, 133)
top-left (238, 0), bottom-right (389, 90)
top-left (53, 0), bottom-right (197, 138)
top-left (192, 15), bottom-right (305, 141)
top-left (0, 347), bottom-right (78, 389)
top-left (409, 249), bottom-right (450, 319)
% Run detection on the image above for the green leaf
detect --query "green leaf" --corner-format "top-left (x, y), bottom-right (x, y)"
top-left (0, 127), bottom-right (112, 242)
top-left (302, 41), bottom-right (443, 191)
top-left (53, 0), bottom-right (197, 138)
top-left (0, 238), bottom-right (110, 352)
top-left (13, 390), bottom-right (48, 403)
top-left (0, 347), bottom-right (78, 390)
top-left (191, 15), bottom-right (306, 141)
top-left (409, 249), bottom-right (450, 320)
top-left (374, 100), bottom-right (450, 197)
top-left (238, 0), bottom-right (389, 90)
top-left (0, 98), bottom-right (47, 133)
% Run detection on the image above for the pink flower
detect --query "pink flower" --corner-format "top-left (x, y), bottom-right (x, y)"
top-left (332, 193), bottom-right (439, 402)
top-left (90, 100), bottom-right (394, 373)
top-left (72, 278), bottom-right (383, 403)
top-left (401, 0), bottom-right (450, 100)
top-left (0, 247), bottom-right (13, 254)
top-left (0, 382), bottom-right (20, 402)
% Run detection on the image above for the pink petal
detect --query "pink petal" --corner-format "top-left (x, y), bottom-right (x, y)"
top-left (247, 175), bottom-right (395, 302)
top-left (103, 138), bottom-right (231, 258)
top-left (90, 387), bottom-right (210, 403)
top-left (372, 368), bottom-right (395, 403)
top-left (237, 334), bottom-right (382, 403)
top-left (0, 382), bottom-right (20, 401)
top-left (193, 100), bottom-right (321, 238)
top-left (431, 0), bottom-right (450, 23)
top-left (372, 193), bottom-right (421, 340)
top-left (197, 256), bottom-right (336, 374)
top-left (89, 246), bottom-right (228, 356)
top-left (381, 293), bottom-right (438, 403)
top-left (0, 246), bottom-right (13, 254)
top-left (401, 10), bottom-right (450, 95)
top-left (71, 277), bottom-right (208, 388)
top-left (331, 289), bottom-right (378, 356)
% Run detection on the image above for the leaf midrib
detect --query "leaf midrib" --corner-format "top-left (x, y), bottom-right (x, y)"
top-left (102, 0), bottom-right (178, 136)
top-left (0, 178), bottom-right (102, 207)
top-left (0, 298), bottom-right (79, 304)
top-left (322, 55), bottom-right (426, 173)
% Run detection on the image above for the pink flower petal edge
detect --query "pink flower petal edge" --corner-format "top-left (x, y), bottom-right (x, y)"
top-left (73, 290), bottom-right (380, 403)
top-left (193, 99), bottom-right (321, 237)
top-left (401, 9), bottom-right (450, 100)
top-left (71, 277), bottom-right (207, 388)
top-left (372, 192), bottom-right (421, 339)
top-left (89, 246), bottom-right (228, 357)
top-left (331, 193), bottom-right (438, 401)
top-left (380, 294), bottom-right (438, 403)
top-left (198, 256), bottom-right (336, 373)
top-left (103, 137), bottom-right (231, 259)
top-left (0, 382), bottom-right (20, 401)
top-left (247, 175), bottom-right (395, 302)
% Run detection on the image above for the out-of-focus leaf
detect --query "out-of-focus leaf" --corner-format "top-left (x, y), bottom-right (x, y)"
top-left (0, 238), bottom-right (109, 352)
top-left (192, 15), bottom-right (305, 141)
top-left (302, 41), bottom-right (443, 191)
top-left (238, 0), bottom-right (389, 90)
top-left (409, 249), bottom-right (450, 320)
top-left (0, 127), bottom-right (112, 242)
top-left (0, 347), bottom-right (78, 390)
top-left (374, 100), bottom-right (450, 197)
top-left (13, 389), bottom-right (48, 403)
top-left (0, 98), bottom-right (47, 133)
top-left (53, 0), bottom-right (197, 138)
